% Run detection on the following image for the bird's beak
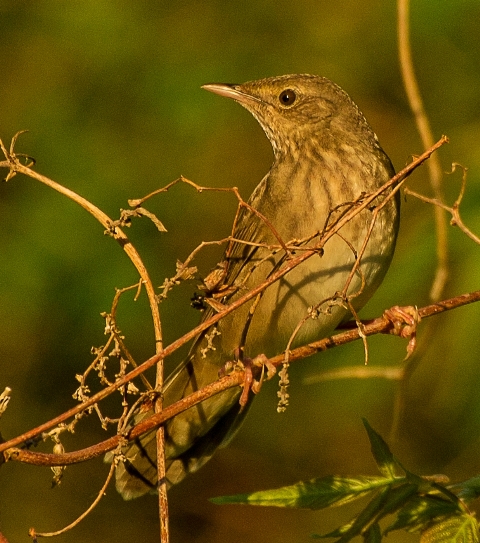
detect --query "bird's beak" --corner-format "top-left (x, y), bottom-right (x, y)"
top-left (202, 83), bottom-right (262, 106)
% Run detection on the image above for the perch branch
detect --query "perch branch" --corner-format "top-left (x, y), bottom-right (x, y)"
top-left (5, 288), bottom-right (480, 468)
top-left (0, 136), bottom-right (447, 456)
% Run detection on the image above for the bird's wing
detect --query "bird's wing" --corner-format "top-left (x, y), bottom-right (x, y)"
top-left (162, 202), bottom-right (266, 393)
top-left (211, 174), bottom-right (280, 296)
top-left (161, 176), bottom-right (281, 407)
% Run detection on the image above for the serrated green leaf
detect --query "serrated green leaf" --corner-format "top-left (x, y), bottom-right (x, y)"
top-left (318, 484), bottom-right (418, 541)
top-left (385, 495), bottom-right (459, 534)
top-left (210, 475), bottom-right (392, 509)
top-left (420, 513), bottom-right (479, 543)
top-left (362, 419), bottom-right (397, 479)
top-left (374, 483), bottom-right (419, 521)
top-left (336, 488), bottom-right (391, 543)
top-left (363, 523), bottom-right (382, 543)
top-left (313, 487), bottom-right (391, 542)
top-left (452, 476), bottom-right (480, 503)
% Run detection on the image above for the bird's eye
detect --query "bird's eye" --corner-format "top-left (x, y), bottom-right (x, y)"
top-left (279, 89), bottom-right (297, 107)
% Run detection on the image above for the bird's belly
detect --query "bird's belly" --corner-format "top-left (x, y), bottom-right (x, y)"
top-left (241, 225), bottom-right (394, 357)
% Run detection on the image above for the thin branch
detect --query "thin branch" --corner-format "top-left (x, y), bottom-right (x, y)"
top-left (6, 288), bottom-right (480, 468)
top-left (29, 462), bottom-right (115, 539)
top-left (0, 137), bottom-right (447, 456)
top-left (404, 164), bottom-right (480, 245)
top-left (130, 176), bottom-right (291, 255)
top-left (0, 136), bottom-right (162, 350)
top-left (155, 389), bottom-right (168, 543)
top-left (303, 366), bottom-right (404, 384)
top-left (398, 0), bottom-right (448, 300)
top-left (0, 135), bottom-right (169, 538)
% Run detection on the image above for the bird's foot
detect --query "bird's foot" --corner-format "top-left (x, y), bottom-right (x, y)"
top-left (383, 305), bottom-right (421, 360)
top-left (219, 352), bottom-right (276, 409)
top-left (238, 354), bottom-right (276, 409)
top-left (219, 351), bottom-right (276, 410)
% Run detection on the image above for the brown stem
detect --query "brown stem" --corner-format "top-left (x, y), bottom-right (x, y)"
top-left (0, 137), bottom-right (447, 456)
top-left (30, 463), bottom-right (116, 538)
top-left (405, 179), bottom-right (480, 246)
top-left (0, 137), bottom-right (170, 539)
top-left (0, 140), bottom-right (162, 350)
top-left (398, 0), bottom-right (448, 300)
top-left (6, 289), bottom-right (480, 468)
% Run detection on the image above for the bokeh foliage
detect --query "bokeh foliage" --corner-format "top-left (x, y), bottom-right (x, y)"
top-left (1, 1), bottom-right (480, 541)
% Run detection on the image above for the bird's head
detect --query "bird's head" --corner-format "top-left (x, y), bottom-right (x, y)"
top-left (203, 74), bottom-right (380, 158)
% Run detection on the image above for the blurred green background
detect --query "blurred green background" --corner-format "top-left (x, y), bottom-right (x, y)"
top-left (1, 0), bottom-right (480, 541)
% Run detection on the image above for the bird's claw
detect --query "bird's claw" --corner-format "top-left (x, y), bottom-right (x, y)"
top-left (219, 352), bottom-right (276, 410)
top-left (383, 305), bottom-right (421, 360)
top-left (239, 354), bottom-right (276, 408)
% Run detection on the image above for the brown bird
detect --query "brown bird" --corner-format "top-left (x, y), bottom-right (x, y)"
top-left (113, 74), bottom-right (399, 499)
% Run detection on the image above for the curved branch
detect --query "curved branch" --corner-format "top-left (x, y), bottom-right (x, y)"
top-left (398, 0), bottom-right (448, 300)
top-left (0, 138), bottom-right (163, 350)
top-left (0, 137), bottom-right (447, 456)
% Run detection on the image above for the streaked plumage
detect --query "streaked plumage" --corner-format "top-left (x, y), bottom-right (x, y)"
top-left (113, 74), bottom-right (399, 499)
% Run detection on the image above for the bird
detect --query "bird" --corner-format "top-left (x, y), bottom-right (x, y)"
top-left (113, 74), bottom-right (399, 499)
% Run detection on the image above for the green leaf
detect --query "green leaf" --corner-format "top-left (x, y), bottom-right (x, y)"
top-left (363, 523), bottom-right (382, 543)
top-left (362, 419), bottom-right (397, 479)
top-left (314, 484), bottom-right (417, 542)
top-left (210, 475), bottom-right (392, 509)
top-left (385, 495), bottom-right (459, 534)
top-left (452, 476), bottom-right (480, 503)
top-left (337, 488), bottom-right (391, 543)
top-left (374, 483), bottom-right (419, 521)
top-left (318, 519), bottom-right (355, 539)
top-left (420, 513), bottom-right (479, 543)
top-left (313, 487), bottom-right (391, 542)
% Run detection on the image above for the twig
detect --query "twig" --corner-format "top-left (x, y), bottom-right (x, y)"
top-left (0, 136), bottom-right (162, 348)
top-left (405, 164), bottom-right (480, 245)
top-left (398, 0), bottom-right (448, 300)
top-left (29, 461), bottom-right (115, 538)
top-left (0, 135), bottom-right (170, 542)
top-left (155, 392), bottom-right (168, 543)
top-left (0, 137), bottom-right (447, 456)
top-left (131, 176), bottom-right (291, 255)
top-left (303, 365), bottom-right (404, 384)
top-left (6, 288), bottom-right (480, 468)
